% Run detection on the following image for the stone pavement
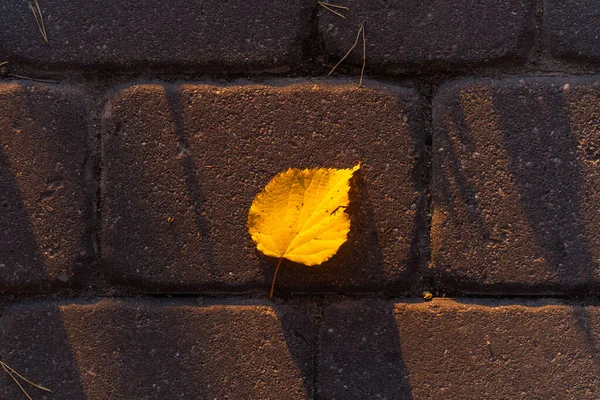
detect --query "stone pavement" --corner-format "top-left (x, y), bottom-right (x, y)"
top-left (1, 1), bottom-right (600, 399)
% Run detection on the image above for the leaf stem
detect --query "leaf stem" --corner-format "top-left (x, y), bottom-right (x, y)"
top-left (269, 257), bottom-right (284, 299)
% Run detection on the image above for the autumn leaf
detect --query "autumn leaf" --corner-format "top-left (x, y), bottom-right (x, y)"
top-left (248, 164), bottom-right (360, 298)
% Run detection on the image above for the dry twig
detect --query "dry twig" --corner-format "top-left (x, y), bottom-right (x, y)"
top-left (28, 0), bottom-right (48, 44)
top-left (0, 361), bottom-right (51, 400)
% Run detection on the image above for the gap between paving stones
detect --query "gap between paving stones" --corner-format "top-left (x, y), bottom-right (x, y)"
top-left (4, 0), bottom-right (600, 82)
top-left (1, 1), bottom-right (600, 398)
top-left (4, 76), bottom-right (600, 299)
top-left (4, 0), bottom-right (600, 77)
top-left (0, 297), bottom-right (599, 399)
top-left (0, 2), bottom-right (599, 300)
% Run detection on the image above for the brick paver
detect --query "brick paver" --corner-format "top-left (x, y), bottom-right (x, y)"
top-left (544, 0), bottom-right (600, 63)
top-left (0, 82), bottom-right (93, 291)
top-left (319, 0), bottom-right (535, 72)
top-left (3, 0), bottom-right (600, 397)
top-left (320, 299), bottom-right (600, 400)
top-left (101, 80), bottom-right (427, 293)
top-left (432, 77), bottom-right (600, 293)
top-left (0, 0), bottom-right (313, 70)
top-left (0, 300), bottom-right (314, 399)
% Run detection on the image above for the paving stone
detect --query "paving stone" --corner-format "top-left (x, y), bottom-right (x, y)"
top-left (0, 82), bottom-right (93, 291)
top-left (320, 299), bottom-right (600, 400)
top-left (0, 299), bottom-right (314, 400)
top-left (0, 0), bottom-right (313, 71)
top-left (319, 0), bottom-right (535, 72)
top-left (544, 0), bottom-right (600, 63)
top-left (432, 77), bottom-right (600, 293)
top-left (101, 80), bottom-right (426, 293)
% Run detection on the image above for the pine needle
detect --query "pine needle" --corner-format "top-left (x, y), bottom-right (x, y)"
top-left (328, 22), bottom-right (365, 84)
top-left (0, 62), bottom-right (60, 83)
top-left (1, 364), bottom-right (31, 400)
top-left (318, 2), bottom-right (346, 19)
top-left (1, 362), bottom-right (51, 392)
top-left (7, 74), bottom-right (59, 83)
top-left (319, 1), bottom-right (349, 9)
top-left (359, 22), bottom-right (366, 87)
top-left (28, 0), bottom-right (48, 44)
top-left (0, 360), bottom-right (51, 400)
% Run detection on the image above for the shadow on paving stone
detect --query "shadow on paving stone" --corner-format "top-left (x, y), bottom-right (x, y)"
top-left (434, 78), bottom-right (600, 375)
top-left (273, 305), bottom-right (316, 398)
top-left (434, 105), bottom-right (492, 241)
top-left (122, 299), bottom-right (315, 399)
top-left (103, 82), bottom-right (427, 294)
top-left (101, 85), bottom-right (219, 292)
top-left (0, 81), bottom-right (92, 398)
top-left (0, 82), bottom-right (93, 291)
top-left (1, 299), bottom-right (314, 399)
top-left (0, 302), bottom-right (87, 399)
top-left (0, 147), bottom-right (47, 290)
top-left (494, 85), bottom-right (595, 290)
top-left (0, 84), bottom-right (54, 291)
top-left (77, 300), bottom-right (315, 399)
top-left (571, 306), bottom-right (600, 376)
top-left (256, 107), bottom-right (428, 296)
top-left (434, 79), bottom-right (600, 294)
top-left (269, 169), bottom-right (389, 294)
top-left (320, 301), bottom-right (413, 400)
top-left (164, 87), bottom-right (216, 272)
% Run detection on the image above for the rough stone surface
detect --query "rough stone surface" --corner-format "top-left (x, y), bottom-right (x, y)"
top-left (101, 80), bottom-right (427, 294)
top-left (544, 0), bottom-right (600, 63)
top-left (0, 82), bottom-right (93, 291)
top-left (432, 77), bottom-right (600, 293)
top-left (0, 0), bottom-right (313, 71)
top-left (319, 0), bottom-right (536, 72)
top-left (320, 299), bottom-right (600, 400)
top-left (0, 300), bottom-right (314, 400)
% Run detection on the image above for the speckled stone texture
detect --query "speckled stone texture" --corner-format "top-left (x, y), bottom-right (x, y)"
top-left (319, 0), bottom-right (536, 72)
top-left (0, 0), bottom-right (313, 71)
top-left (545, 0), bottom-right (600, 63)
top-left (320, 299), bottom-right (600, 400)
top-left (101, 80), bottom-right (427, 294)
top-left (0, 300), bottom-right (314, 400)
top-left (433, 77), bottom-right (600, 293)
top-left (0, 82), bottom-right (93, 291)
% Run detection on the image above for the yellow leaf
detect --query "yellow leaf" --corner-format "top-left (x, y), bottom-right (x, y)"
top-left (248, 164), bottom-right (360, 297)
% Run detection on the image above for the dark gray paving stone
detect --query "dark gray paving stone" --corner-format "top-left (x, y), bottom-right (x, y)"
top-left (319, 0), bottom-right (535, 72)
top-left (432, 77), bottom-right (600, 293)
top-left (0, 299), bottom-right (314, 400)
top-left (0, 82), bottom-right (93, 292)
top-left (544, 0), bottom-right (600, 63)
top-left (320, 299), bottom-right (600, 400)
top-left (101, 80), bottom-right (427, 294)
top-left (0, 0), bottom-right (313, 71)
